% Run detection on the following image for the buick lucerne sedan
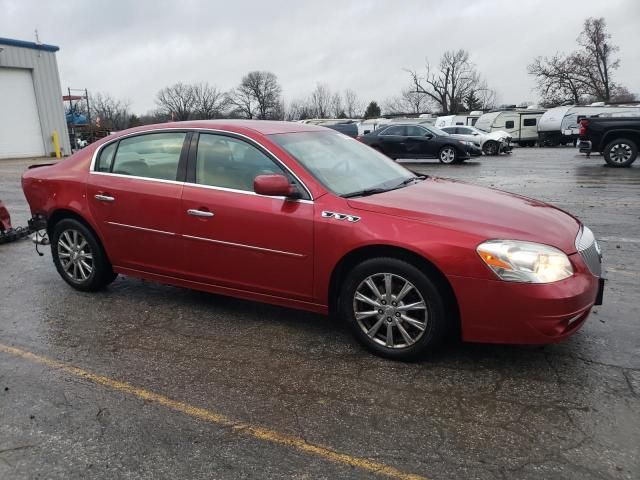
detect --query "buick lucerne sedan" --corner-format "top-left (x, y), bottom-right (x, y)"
top-left (22, 120), bottom-right (604, 360)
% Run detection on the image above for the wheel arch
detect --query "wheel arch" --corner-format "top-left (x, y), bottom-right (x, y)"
top-left (328, 244), bottom-right (460, 334)
top-left (601, 130), bottom-right (640, 149)
top-left (47, 209), bottom-right (110, 262)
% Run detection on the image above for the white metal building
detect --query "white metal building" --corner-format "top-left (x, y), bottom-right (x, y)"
top-left (0, 37), bottom-right (70, 159)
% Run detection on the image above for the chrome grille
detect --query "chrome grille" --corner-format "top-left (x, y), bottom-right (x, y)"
top-left (576, 226), bottom-right (602, 277)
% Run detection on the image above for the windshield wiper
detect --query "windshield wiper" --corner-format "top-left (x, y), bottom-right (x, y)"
top-left (396, 175), bottom-right (426, 187)
top-left (342, 187), bottom-right (390, 198)
top-left (342, 176), bottom-right (426, 199)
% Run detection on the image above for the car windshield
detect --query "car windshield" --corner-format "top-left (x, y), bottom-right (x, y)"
top-left (270, 131), bottom-right (418, 197)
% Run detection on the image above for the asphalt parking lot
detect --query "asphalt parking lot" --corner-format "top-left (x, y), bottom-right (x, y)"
top-left (1, 148), bottom-right (639, 480)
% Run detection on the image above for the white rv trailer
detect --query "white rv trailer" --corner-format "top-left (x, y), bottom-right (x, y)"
top-left (434, 111), bottom-right (483, 128)
top-left (474, 109), bottom-right (546, 146)
top-left (537, 104), bottom-right (640, 146)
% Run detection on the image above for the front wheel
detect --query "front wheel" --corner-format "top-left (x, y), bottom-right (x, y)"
top-left (51, 218), bottom-right (117, 291)
top-left (340, 258), bottom-right (448, 360)
top-left (482, 141), bottom-right (499, 156)
top-left (603, 138), bottom-right (637, 167)
top-left (439, 146), bottom-right (458, 164)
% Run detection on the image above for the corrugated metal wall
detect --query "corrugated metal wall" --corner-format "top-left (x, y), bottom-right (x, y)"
top-left (0, 45), bottom-right (71, 156)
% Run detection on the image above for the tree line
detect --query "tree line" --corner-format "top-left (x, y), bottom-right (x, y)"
top-left (79, 16), bottom-right (634, 131)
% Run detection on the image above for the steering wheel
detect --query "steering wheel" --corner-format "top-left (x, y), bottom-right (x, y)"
top-left (332, 159), bottom-right (351, 174)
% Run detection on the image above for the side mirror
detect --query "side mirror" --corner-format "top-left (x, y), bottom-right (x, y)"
top-left (254, 174), bottom-right (301, 199)
top-left (424, 133), bottom-right (433, 139)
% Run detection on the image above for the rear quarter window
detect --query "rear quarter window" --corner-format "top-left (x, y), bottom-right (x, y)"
top-left (95, 142), bottom-right (117, 172)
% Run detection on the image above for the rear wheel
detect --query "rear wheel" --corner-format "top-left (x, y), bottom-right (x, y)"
top-left (603, 138), bottom-right (637, 167)
top-left (439, 146), bottom-right (458, 164)
top-left (340, 258), bottom-right (447, 360)
top-left (51, 218), bottom-right (117, 291)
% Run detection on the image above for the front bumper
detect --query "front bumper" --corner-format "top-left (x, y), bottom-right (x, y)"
top-left (467, 144), bottom-right (483, 157)
top-left (450, 256), bottom-right (601, 344)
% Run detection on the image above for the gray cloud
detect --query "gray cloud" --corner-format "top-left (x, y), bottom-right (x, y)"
top-left (2, 0), bottom-right (638, 113)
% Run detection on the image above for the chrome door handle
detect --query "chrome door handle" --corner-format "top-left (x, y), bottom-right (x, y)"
top-left (187, 209), bottom-right (214, 217)
top-left (94, 194), bottom-right (115, 202)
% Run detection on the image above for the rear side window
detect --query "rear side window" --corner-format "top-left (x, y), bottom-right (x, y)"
top-left (95, 142), bottom-right (117, 172)
top-left (505, 120), bottom-right (515, 129)
top-left (110, 132), bottom-right (186, 181)
top-left (379, 126), bottom-right (405, 136)
top-left (523, 118), bottom-right (537, 126)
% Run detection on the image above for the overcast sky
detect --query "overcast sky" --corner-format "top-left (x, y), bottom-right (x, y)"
top-left (2, 0), bottom-right (638, 114)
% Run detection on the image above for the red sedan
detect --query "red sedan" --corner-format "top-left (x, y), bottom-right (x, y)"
top-left (22, 120), bottom-right (604, 360)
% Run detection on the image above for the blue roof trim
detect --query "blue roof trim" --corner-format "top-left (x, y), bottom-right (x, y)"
top-left (0, 37), bottom-right (59, 52)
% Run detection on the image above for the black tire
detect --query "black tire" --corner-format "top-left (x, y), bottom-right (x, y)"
top-left (438, 145), bottom-right (458, 164)
top-left (51, 218), bottom-right (117, 291)
top-left (339, 257), bottom-right (448, 360)
top-left (482, 141), bottom-right (499, 156)
top-left (603, 138), bottom-right (638, 167)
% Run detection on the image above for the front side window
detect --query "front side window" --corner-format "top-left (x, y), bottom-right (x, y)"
top-left (405, 125), bottom-right (428, 136)
top-left (505, 120), bottom-right (515, 129)
top-left (271, 131), bottom-right (415, 197)
top-left (110, 132), bottom-right (186, 180)
top-left (379, 126), bottom-right (405, 136)
top-left (195, 134), bottom-right (291, 193)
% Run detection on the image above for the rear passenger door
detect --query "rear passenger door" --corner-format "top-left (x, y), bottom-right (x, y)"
top-left (179, 132), bottom-right (315, 300)
top-left (377, 125), bottom-right (407, 158)
top-left (87, 131), bottom-right (190, 276)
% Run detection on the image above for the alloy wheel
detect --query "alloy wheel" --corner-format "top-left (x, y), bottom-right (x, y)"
top-left (610, 143), bottom-right (632, 163)
top-left (57, 229), bottom-right (94, 283)
top-left (440, 147), bottom-right (456, 164)
top-left (353, 273), bottom-right (428, 349)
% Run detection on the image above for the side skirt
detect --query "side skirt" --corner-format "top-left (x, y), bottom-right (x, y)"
top-left (113, 266), bottom-right (329, 315)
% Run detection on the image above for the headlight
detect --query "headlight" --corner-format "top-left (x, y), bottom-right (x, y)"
top-left (477, 240), bottom-right (573, 283)
top-left (461, 141), bottom-right (474, 147)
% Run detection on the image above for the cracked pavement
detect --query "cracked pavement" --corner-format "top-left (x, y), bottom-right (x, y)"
top-left (0, 147), bottom-right (639, 479)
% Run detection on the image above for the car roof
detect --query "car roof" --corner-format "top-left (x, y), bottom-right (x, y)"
top-left (113, 120), bottom-right (328, 137)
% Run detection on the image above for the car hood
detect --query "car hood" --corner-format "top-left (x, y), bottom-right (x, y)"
top-left (485, 131), bottom-right (511, 141)
top-left (347, 177), bottom-right (580, 253)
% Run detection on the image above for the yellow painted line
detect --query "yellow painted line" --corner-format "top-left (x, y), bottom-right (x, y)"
top-left (0, 343), bottom-right (429, 480)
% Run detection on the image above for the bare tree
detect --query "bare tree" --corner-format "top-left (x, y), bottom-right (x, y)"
top-left (574, 17), bottom-right (620, 102)
top-left (330, 92), bottom-right (345, 118)
top-left (528, 54), bottom-right (584, 105)
top-left (343, 89), bottom-right (363, 118)
top-left (310, 84), bottom-right (332, 118)
top-left (91, 92), bottom-right (131, 130)
top-left (156, 83), bottom-right (196, 121)
top-left (229, 71), bottom-right (282, 119)
top-left (384, 88), bottom-right (431, 115)
top-left (528, 17), bottom-right (623, 105)
top-left (408, 50), bottom-right (490, 115)
top-left (192, 83), bottom-right (228, 119)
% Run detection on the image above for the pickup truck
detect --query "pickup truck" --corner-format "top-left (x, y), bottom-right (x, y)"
top-left (579, 116), bottom-right (640, 167)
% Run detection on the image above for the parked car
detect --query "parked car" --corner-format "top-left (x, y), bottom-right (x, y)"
top-left (578, 116), bottom-right (640, 167)
top-left (440, 126), bottom-right (512, 155)
top-left (538, 104), bottom-right (640, 147)
top-left (475, 109), bottom-right (545, 146)
top-left (22, 120), bottom-right (603, 360)
top-left (324, 122), bottom-right (359, 138)
top-left (357, 124), bottom-right (479, 163)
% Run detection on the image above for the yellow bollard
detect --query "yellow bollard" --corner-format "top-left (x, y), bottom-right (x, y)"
top-left (52, 130), bottom-right (61, 159)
